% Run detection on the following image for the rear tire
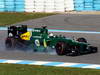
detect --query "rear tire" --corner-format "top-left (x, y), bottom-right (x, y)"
top-left (5, 37), bottom-right (16, 49)
top-left (55, 42), bottom-right (66, 55)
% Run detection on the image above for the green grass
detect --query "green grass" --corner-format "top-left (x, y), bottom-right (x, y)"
top-left (0, 63), bottom-right (100, 75)
top-left (0, 12), bottom-right (56, 26)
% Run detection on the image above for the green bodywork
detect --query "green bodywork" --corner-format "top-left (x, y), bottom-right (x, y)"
top-left (29, 27), bottom-right (88, 53)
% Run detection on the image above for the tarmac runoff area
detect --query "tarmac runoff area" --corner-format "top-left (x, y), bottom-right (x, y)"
top-left (0, 14), bottom-right (100, 69)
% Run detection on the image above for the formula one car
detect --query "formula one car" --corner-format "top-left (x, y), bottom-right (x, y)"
top-left (5, 25), bottom-right (98, 56)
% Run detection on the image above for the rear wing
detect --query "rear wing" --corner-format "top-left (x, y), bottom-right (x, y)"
top-left (8, 25), bottom-right (27, 38)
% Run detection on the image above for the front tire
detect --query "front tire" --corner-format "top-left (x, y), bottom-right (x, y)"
top-left (89, 46), bottom-right (98, 53)
top-left (77, 37), bottom-right (87, 43)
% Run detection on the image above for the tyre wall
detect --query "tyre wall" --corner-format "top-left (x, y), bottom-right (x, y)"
top-left (0, 0), bottom-right (100, 12)
top-left (74, 0), bottom-right (100, 11)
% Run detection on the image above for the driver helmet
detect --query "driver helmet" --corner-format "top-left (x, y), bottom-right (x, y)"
top-left (49, 33), bottom-right (54, 37)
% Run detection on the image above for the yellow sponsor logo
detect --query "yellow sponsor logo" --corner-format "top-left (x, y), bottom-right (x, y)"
top-left (20, 32), bottom-right (32, 40)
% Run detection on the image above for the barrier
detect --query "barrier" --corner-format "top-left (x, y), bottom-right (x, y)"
top-left (5, 1), bottom-right (15, 12)
top-left (0, 3), bottom-right (4, 8)
top-left (0, 0), bottom-right (4, 1)
top-left (15, 1), bottom-right (25, 12)
top-left (25, 0), bottom-right (34, 12)
top-left (15, 8), bottom-right (25, 12)
top-left (15, 2), bottom-right (25, 5)
top-left (93, 0), bottom-right (100, 10)
top-left (34, 3), bottom-right (44, 12)
top-left (94, 1), bottom-right (100, 4)
top-left (65, 0), bottom-right (74, 11)
top-left (74, 3), bottom-right (84, 7)
top-left (75, 7), bottom-right (84, 11)
top-left (84, 3), bottom-right (93, 6)
top-left (74, 3), bottom-right (84, 11)
top-left (85, 0), bottom-right (93, 2)
top-left (5, 2), bottom-right (14, 6)
top-left (84, 7), bottom-right (93, 11)
top-left (0, 8), bottom-right (5, 12)
top-left (35, 7), bottom-right (44, 12)
top-left (1, 0), bottom-right (100, 12)
top-left (74, 0), bottom-right (100, 11)
top-left (94, 7), bottom-right (100, 11)
top-left (44, 3), bottom-right (54, 12)
top-left (25, 8), bottom-right (34, 12)
top-left (0, 1), bottom-right (4, 12)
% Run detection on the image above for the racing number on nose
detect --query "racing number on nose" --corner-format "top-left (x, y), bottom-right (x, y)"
top-left (35, 39), bottom-right (40, 46)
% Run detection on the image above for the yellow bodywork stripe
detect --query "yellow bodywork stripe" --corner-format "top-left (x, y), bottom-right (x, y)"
top-left (43, 39), bottom-right (47, 48)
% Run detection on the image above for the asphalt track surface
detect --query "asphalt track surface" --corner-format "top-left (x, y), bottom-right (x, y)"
top-left (0, 14), bottom-right (100, 64)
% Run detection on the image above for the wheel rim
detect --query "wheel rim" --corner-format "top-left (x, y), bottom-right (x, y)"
top-left (55, 42), bottom-right (65, 55)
